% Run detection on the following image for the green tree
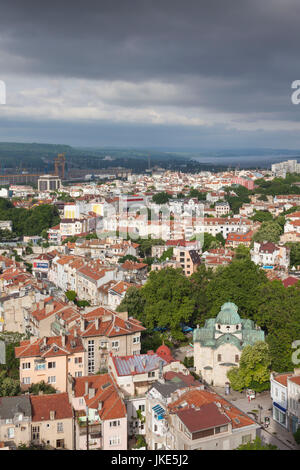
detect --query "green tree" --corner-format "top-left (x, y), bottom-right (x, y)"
top-left (234, 245), bottom-right (251, 260)
top-left (235, 437), bottom-right (277, 450)
top-left (28, 381), bottom-right (57, 395)
top-left (252, 220), bottom-right (282, 243)
top-left (206, 258), bottom-right (267, 318)
top-left (0, 371), bottom-right (20, 396)
top-left (140, 268), bottom-right (196, 339)
top-left (227, 342), bottom-right (271, 392)
top-left (117, 286), bottom-right (145, 318)
top-left (293, 428), bottom-right (300, 445)
top-left (152, 192), bottom-right (170, 205)
top-left (250, 210), bottom-right (273, 223)
top-left (65, 290), bottom-right (77, 302)
top-left (118, 254), bottom-right (139, 263)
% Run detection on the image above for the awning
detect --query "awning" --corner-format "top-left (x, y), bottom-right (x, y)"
top-left (273, 402), bottom-right (286, 413)
top-left (152, 404), bottom-right (165, 419)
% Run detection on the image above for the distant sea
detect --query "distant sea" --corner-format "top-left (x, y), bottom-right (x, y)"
top-left (192, 154), bottom-right (300, 169)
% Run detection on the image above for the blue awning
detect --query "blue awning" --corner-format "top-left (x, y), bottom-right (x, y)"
top-left (152, 404), bottom-right (165, 419)
top-left (273, 402), bottom-right (286, 413)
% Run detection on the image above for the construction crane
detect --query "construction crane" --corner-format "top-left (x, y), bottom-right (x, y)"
top-left (54, 153), bottom-right (66, 179)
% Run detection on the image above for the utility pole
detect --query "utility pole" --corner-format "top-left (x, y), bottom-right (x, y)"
top-left (86, 406), bottom-right (89, 451)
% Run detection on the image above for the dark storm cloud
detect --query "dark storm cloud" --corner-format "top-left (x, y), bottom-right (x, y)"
top-left (1, 2), bottom-right (300, 95)
top-left (1, 0), bottom-right (300, 146)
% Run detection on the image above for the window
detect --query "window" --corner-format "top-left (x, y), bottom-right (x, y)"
top-left (110, 420), bottom-right (120, 427)
top-left (133, 336), bottom-right (140, 344)
top-left (22, 362), bottom-right (31, 369)
top-left (48, 362), bottom-right (56, 369)
top-left (75, 371), bottom-right (82, 377)
top-left (217, 354), bottom-right (222, 362)
top-left (148, 371), bottom-right (155, 378)
top-left (7, 427), bottom-right (15, 439)
top-left (75, 357), bottom-right (82, 364)
top-left (242, 434), bottom-right (252, 444)
top-left (47, 376), bottom-right (56, 384)
top-left (112, 341), bottom-right (119, 350)
top-left (109, 436), bottom-right (120, 446)
top-left (215, 425), bottom-right (228, 434)
top-left (79, 398), bottom-right (84, 405)
top-left (57, 422), bottom-right (64, 433)
top-left (235, 355), bottom-right (239, 363)
top-left (88, 340), bottom-right (95, 374)
top-left (139, 405), bottom-right (145, 412)
top-left (23, 377), bottom-right (31, 385)
top-left (56, 439), bottom-right (64, 448)
top-left (32, 426), bottom-right (40, 441)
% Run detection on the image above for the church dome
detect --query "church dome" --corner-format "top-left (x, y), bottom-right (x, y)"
top-left (215, 302), bottom-right (241, 325)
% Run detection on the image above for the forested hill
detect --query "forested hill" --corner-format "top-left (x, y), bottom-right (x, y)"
top-left (0, 142), bottom-right (226, 173)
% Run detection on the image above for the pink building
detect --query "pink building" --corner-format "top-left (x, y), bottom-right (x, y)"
top-left (68, 373), bottom-right (127, 450)
top-left (15, 334), bottom-right (86, 392)
top-left (232, 176), bottom-right (255, 190)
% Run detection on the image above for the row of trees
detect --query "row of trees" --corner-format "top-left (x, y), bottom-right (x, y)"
top-left (117, 258), bottom-right (300, 372)
top-left (0, 198), bottom-right (60, 236)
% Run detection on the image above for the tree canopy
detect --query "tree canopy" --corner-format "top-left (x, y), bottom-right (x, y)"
top-left (227, 342), bottom-right (271, 392)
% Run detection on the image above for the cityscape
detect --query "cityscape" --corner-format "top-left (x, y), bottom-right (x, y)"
top-left (0, 0), bottom-right (300, 458)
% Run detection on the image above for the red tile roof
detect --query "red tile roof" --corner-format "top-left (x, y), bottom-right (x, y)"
top-left (73, 374), bottom-right (126, 420)
top-left (168, 389), bottom-right (256, 430)
top-left (30, 393), bottom-right (73, 421)
top-left (177, 402), bottom-right (230, 433)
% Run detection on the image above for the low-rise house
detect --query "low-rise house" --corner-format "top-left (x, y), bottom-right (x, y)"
top-left (15, 334), bottom-right (86, 392)
top-left (145, 371), bottom-right (199, 450)
top-left (251, 241), bottom-right (290, 271)
top-left (270, 369), bottom-right (300, 433)
top-left (0, 396), bottom-right (32, 449)
top-left (270, 371), bottom-right (291, 429)
top-left (75, 307), bottom-right (146, 374)
top-left (30, 393), bottom-right (73, 449)
top-left (68, 373), bottom-right (127, 450)
top-left (287, 372), bottom-right (300, 433)
top-left (108, 345), bottom-right (188, 437)
top-left (166, 388), bottom-right (259, 450)
top-left (225, 231), bottom-right (253, 248)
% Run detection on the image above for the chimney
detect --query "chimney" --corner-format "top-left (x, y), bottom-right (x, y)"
top-left (80, 317), bottom-right (86, 332)
top-left (74, 329), bottom-right (77, 338)
top-left (45, 302), bottom-right (54, 314)
top-left (85, 381), bottom-right (89, 396)
top-left (88, 388), bottom-right (95, 399)
top-left (30, 336), bottom-right (37, 344)
top-left (98, 401), bottom-right (103, 411)
top-left (116, 310), bottom-right (128, 321)
top-left (61, 333), bottom-right (66, 348)
top-left (50, 410), bottom-right (55, 420)
top-left (39, 300), bottom-right (45, 310)
top-left (95, 318), bottom-right (99, 330)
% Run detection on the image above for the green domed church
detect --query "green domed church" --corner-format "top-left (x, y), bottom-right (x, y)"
top-left (193, 302), bottom-right (265, 387)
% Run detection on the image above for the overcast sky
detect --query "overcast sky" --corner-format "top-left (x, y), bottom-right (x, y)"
top-left (1, 0), bottom-right (300, 149)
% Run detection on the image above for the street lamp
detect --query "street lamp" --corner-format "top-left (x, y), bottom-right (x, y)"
top-left (258, 404), bottom-right (263, 424)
